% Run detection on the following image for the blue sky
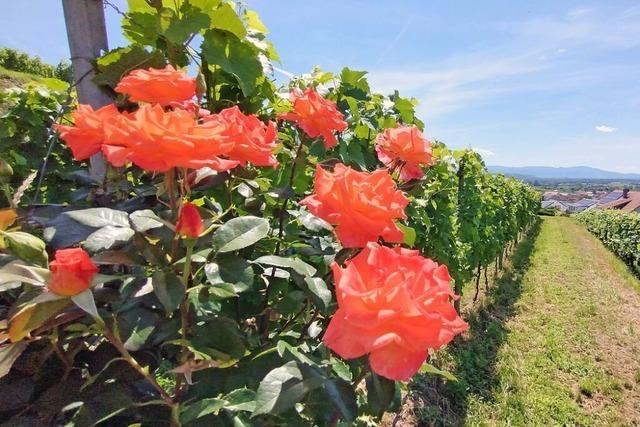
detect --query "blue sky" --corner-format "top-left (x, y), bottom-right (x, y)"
top-left (2, 1), bottom-right (639, 172)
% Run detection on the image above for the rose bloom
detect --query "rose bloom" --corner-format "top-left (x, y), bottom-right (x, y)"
top-left (278, 87), bottom-right (347, 148)
top-left (375, 125), bottom-right (434, 181)
top-left (176, 202), bottom-right (204, 238)
top-left (48, 248), bottom-right (99, 296)
top-left (55, 104), bottom-right (120, 160)
top-left (301, 163), bottom-right (409, 248)
top-left (102, 104), bottom-right (238, 172)
top-left (204, 106), bottom-right (278, 167)
top-left (115, 65), bottom-right (196, 105)
top-left (168, 100), bottom-right (211, 117)
top-left (323, 243), bottom-right (468, 381)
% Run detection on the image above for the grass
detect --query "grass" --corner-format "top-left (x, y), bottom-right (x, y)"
top-left (397, 216), bottom-right (640, 426)
top-left (0, 65), bottom-right (68, 90)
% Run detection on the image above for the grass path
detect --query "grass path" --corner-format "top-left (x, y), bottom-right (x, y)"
top-left (395, 216), bottom-right (640, 426)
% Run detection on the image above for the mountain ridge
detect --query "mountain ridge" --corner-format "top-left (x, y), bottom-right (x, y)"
top-left (487, 165), bottom-right (640, 180)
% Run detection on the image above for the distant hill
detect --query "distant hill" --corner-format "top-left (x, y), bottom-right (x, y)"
top-left (488, 166), bottom-right (640, 181)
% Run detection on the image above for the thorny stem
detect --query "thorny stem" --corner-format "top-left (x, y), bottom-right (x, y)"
top-left (260, 137), bottom-right (307, 338)
top-left (100, 322), bottom-right (177, 416)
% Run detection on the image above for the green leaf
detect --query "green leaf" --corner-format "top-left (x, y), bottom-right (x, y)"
top-left (129, 210), bottom-right (164, 232)
top-left (94, 46), bottom-right (166, 89)
top-left (252, 255), bottom-right (317, 277)
top-left (180, 397), bottom-right (226, 424)
top-left (324, 379), bottom-right (358, 422)
top-left (0, 341), bottom-right (27, 378)
top-left (394, 95), bottom-right (417, 123)
top-left (165, 4), bottom-right (210, 45)
top-left (84, 226), bottom-right (135, 253)
top-left (210, 2), bottom-right (246, 38)
top-left (201, 29), bottom-right (263, 96)
top-left (299, 276), bottom-right (332, 312)
top-left (0, 231), bottom-right (47, 266)
top-left (211, 216), bottom-right (269, 253)
top-left (66, 208), bottom-right (130, 228)
top-left (419, 363), bottom-right (458, 382)
top-left (340, 67), bottom-right (370, 99)
top-left (191, 317), bottom-right (246, 359)
top-left (252, 361), bottom-right (324, 417)
top-left (223, 388), bottom-right (256, 412)
top-left (397, 223), bottom-right (417, 247)
top-left (152, 271), bottom-right (185, 313)
top-left (0, 261), bottom-right (50, 287)
top-left (205, 256), bottom-right (253, 293)
top-left (9, 298), bottom-right (70, 342)
top-left (245, 10), bottom-right (268, 34)
top-left (330, 357), bottom-right (353, 382)
top-left (71, 289), bottom-right (99, 320)
top-left (208, 282), bottom-right (239, 299)
top-left (122, 11), bottom-right (162, 45)
top-left (366, 372), bottom-right (396, 417)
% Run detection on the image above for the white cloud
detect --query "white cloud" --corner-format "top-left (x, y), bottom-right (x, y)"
top-left (471, 147), bottom-right (495, 157)
top-left (368, 49), bottom-right (550, 117)
top-left (513, 7), bottom-right (640, 49)
top-left (595, 125), bottom-right (617, 133)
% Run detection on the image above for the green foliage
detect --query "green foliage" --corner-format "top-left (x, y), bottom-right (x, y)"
top-left (576, 209), bottom-right (640, 275)
top-left (0, 85), bottom-right (79, 206)
top-left (0, 47), bottom-right (72, 82)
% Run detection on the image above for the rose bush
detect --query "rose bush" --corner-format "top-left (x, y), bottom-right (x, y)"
top-left (0, 2), bottom-right (540, 426)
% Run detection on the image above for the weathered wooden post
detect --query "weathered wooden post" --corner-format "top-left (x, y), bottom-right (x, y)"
top-left (61, 0), bottom-right (110, 180)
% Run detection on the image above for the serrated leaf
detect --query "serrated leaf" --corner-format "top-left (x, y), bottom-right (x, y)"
top-left (9, 299), bottom-right (70, 342)
top-left (0, 261), bottom-right (50, 286)
top-left (223, 388), bottom-right (256, 412)
top-left (84, 226), bottom-right (135, 253)
top-left (252, 255), bottom-right (316, 277)
top-left (252, 361), bottom-right (324, 417)
top-left (66, 208), bottom-right (130, 228)
top-left (301, 277), bottom-right (332, 312)
top-left (94, 46), bottom-right (166, 89)
top-left (211, 216), bottom-right (269, 253)
top-left (202, 29), bottom-right (262, 96)
top-left (129, 210), bottom-right (164, 232)
top-left (165, 4), bottom-right (209, 44)
top-left (245, 10), bottom-right (268, 34)
top-left (152, 271), bottom-right (185, 313)
top-left (210, 2), bottom-right (246, 38)
top-left (330, 357), bottom-right (352, 382)
top-left (180, 397), bottom-right (226, 424)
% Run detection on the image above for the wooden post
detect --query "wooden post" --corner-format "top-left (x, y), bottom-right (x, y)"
top-left (62, 0), bottom-right (111, 180)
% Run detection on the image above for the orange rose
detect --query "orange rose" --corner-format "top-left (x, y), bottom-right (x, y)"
top-left (278, 88), bottom-right (347, 148)
top-left (48, 248), bottom-right (99, 296)
top-left (375, 125), bottom-right (433, 181)
top-left (102, 104), bottom-right (238, 172)
top-left (301, 163), bottom-right (409, 248)
top-left (176, 202), bottom-right (204, 238)
top-left (55, 104), bottom-right (120, 160)
top-left (115, 65), bottom-right (196, 106)
top-left (323, 242), bottom-right (468, 381)
top-left (204, 106), bottom-right (278, 167)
